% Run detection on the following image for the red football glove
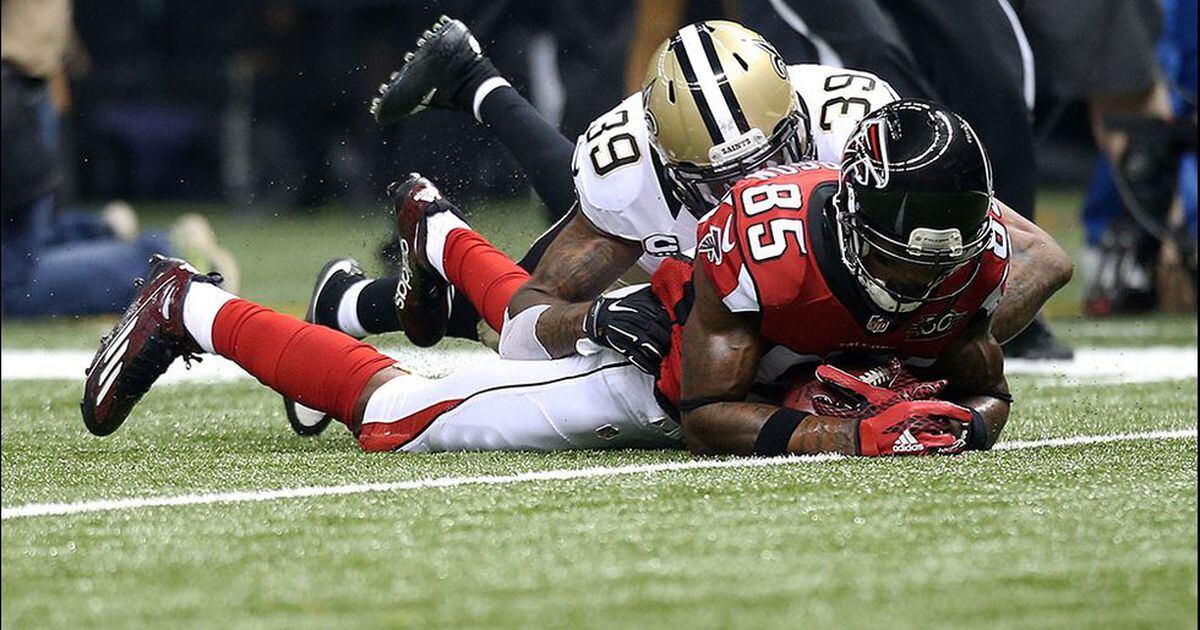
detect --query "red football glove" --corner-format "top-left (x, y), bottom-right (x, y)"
top-left (857, 399), bottom-right (973, 457)
top-left (811, 358), bottom-right (949, 420)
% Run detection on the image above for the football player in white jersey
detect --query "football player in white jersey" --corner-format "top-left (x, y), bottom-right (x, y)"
top-left (281, 17), bottom-right (1072, 436)
top-left (82, 101), bottom-right (1057, 459)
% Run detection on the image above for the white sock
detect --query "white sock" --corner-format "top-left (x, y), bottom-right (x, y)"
top-left (472, 76), bottom-right (512, 124)
top-left (182, 281), bottom-right (237, 353)
top-left (337, 279), bottom-right (371, 339)
top-left (424, 211), bottom-right (470, 281)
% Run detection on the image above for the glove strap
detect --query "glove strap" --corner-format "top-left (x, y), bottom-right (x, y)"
top-left (754, 408), bottom-right (809, 457)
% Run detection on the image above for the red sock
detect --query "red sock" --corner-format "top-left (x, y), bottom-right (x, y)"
top-left (211, 299), bottom-right (396, 425)
top-left (441, 229), bottom-right (530, 332)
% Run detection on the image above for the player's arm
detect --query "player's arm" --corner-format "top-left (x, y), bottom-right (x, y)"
top-left (930, 315), bottom-right (1012, 449)
top-left (992, 202), bottom-right (1074, 343)
top-left (680, 268), bottom-right (859, 456)
top-left (504, 210), bottom-right (643, 358)
top-left (683, 268), bottom-right (986, 457)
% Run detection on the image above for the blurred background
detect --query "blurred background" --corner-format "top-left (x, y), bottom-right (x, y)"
top-left (2, 0), bottom-right (1196, 349)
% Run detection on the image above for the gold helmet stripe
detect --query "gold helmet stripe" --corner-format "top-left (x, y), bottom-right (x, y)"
top-left (675, 24), bottom-right (743, 143)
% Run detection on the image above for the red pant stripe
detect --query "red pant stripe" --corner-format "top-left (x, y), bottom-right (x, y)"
top-left (357, 399), bottom-right (464, 452)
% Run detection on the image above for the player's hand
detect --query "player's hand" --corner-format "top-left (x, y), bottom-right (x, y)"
top-left (857, 399), bottom-right (973, 456)
top-left (812, 359), bottom-right (948, 420)
top-left (582, 284), bottom-right (671, 374)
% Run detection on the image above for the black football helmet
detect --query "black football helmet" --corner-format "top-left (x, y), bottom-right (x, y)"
top-left (834, 99), bottom-right (994, 313)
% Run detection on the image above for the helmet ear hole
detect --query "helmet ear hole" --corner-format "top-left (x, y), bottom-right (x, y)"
top-left (667, 81), bottom-right (676, 104)
top-left (731, 52), bottom-right (750, 71)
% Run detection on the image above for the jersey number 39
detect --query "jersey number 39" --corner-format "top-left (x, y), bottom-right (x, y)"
top-left (580, 109), bottom-right (642, 177)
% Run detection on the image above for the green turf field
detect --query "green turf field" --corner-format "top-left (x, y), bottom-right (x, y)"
top-left (2, 193), bottom-right (1197, 628)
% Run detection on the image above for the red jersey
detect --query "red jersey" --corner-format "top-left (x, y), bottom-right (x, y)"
top-left (651, 163), bottom-right (1009, 410)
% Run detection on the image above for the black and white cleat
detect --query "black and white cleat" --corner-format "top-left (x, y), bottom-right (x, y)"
top-left (370, 15), bottom-right (500, 124)
top-left (282, 257), bottom-right (367, 436)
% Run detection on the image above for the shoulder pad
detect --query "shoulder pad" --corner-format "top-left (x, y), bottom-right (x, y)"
top-left (698, 166), bottom-right (834, 312)
top-left (572, 94), bottom-right (658, 218)
top-left (788, 64), bottom-right (900, 162)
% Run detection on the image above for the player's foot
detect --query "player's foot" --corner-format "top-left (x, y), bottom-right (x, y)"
top-left (170, 213), bottom-right (241, 293)
top-left (81, 255), bottom-right (224, 436)
top-left (370, 15), bottom-right (502, 123)
top-left (390, 173), bottom-right (463, 347)
top-left (1002, 316), bottom-right (1074, 361)
top-left (282, 257), bottom-right (367, 436)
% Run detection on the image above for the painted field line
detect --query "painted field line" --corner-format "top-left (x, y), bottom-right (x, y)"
top-left (3, 346), bottom-right (1196, 384)
top-left (3, 428), bottom-right (1194, 522)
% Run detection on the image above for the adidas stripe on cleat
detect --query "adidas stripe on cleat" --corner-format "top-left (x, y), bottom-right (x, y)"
top-left (81, 256), bottom-right (221, 436)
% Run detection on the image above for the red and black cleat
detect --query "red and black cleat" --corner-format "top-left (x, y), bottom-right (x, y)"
top-left (80, 255), bottom-right (222, 436)
top-left (389, 173), bottom-right (464, 348)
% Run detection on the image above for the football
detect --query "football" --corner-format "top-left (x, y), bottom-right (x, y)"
top-left (781, 355), bottom-right (919, 415)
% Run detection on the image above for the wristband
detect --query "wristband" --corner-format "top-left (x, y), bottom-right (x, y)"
top-left (754, 408), bottom-right (809, 457)
top-left (967, 409), bottom-right (991, 451)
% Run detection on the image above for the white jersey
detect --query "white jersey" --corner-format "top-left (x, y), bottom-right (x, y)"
top-left (572, 64), bottom-right (899, 273)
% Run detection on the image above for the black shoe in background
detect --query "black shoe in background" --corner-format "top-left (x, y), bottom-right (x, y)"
top-left (1003, 316), bottom-right (1075, 361)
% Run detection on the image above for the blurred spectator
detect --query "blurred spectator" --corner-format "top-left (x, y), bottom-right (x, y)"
top-left (1021, 0), bottom-right (1197, 315)
top-left (2, 0), bottom-right (236, 318)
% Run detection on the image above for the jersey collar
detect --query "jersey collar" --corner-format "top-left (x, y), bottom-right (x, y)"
top-left (650, 150), bottom-right (687, 219)
top-left (809, 184), bottom-right (909, 334)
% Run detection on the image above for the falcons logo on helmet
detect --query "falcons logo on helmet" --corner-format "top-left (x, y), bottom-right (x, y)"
top-left (843, 116), bottom-right (890, 189)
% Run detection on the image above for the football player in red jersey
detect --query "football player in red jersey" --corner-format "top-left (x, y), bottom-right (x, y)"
top-left (283, 17), bottom-right (1073, 437)
top-left (81, 101), bottom-right (1055, 458)
top-left (676, 100), bottom-right (1016, 456)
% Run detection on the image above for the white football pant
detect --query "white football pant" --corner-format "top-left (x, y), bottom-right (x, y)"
top-left (359, 349), bottom-right (682, 452)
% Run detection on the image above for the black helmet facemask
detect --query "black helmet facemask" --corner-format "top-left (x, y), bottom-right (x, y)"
top-left (833, 101), bottom-right (995, 314)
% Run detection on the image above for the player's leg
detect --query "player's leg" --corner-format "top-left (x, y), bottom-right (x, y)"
top-left (320, 200), bottom-right (573, 345)
top-left (318, 16), bottom-right (580, 344)
top-left (79, 255), bottom-right (678, 452)
top-left (81, 255), bottom-right (399, 436)
top-left (393, 174), bottom-right (530, 340)
top-left (372, 15), bottom-right (579, 220)
top-left (357, 349), bottom-right (680, 453)
top-left (281, 176), bottom-right (539, 435)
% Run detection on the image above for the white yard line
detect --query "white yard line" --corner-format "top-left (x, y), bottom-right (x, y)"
top-left (3, 346), bottom-right (1197, 384)
top-left (1003, 346), bottom-right (1199, 385)
top-left (3, 428), bottom-right (1194, 521)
